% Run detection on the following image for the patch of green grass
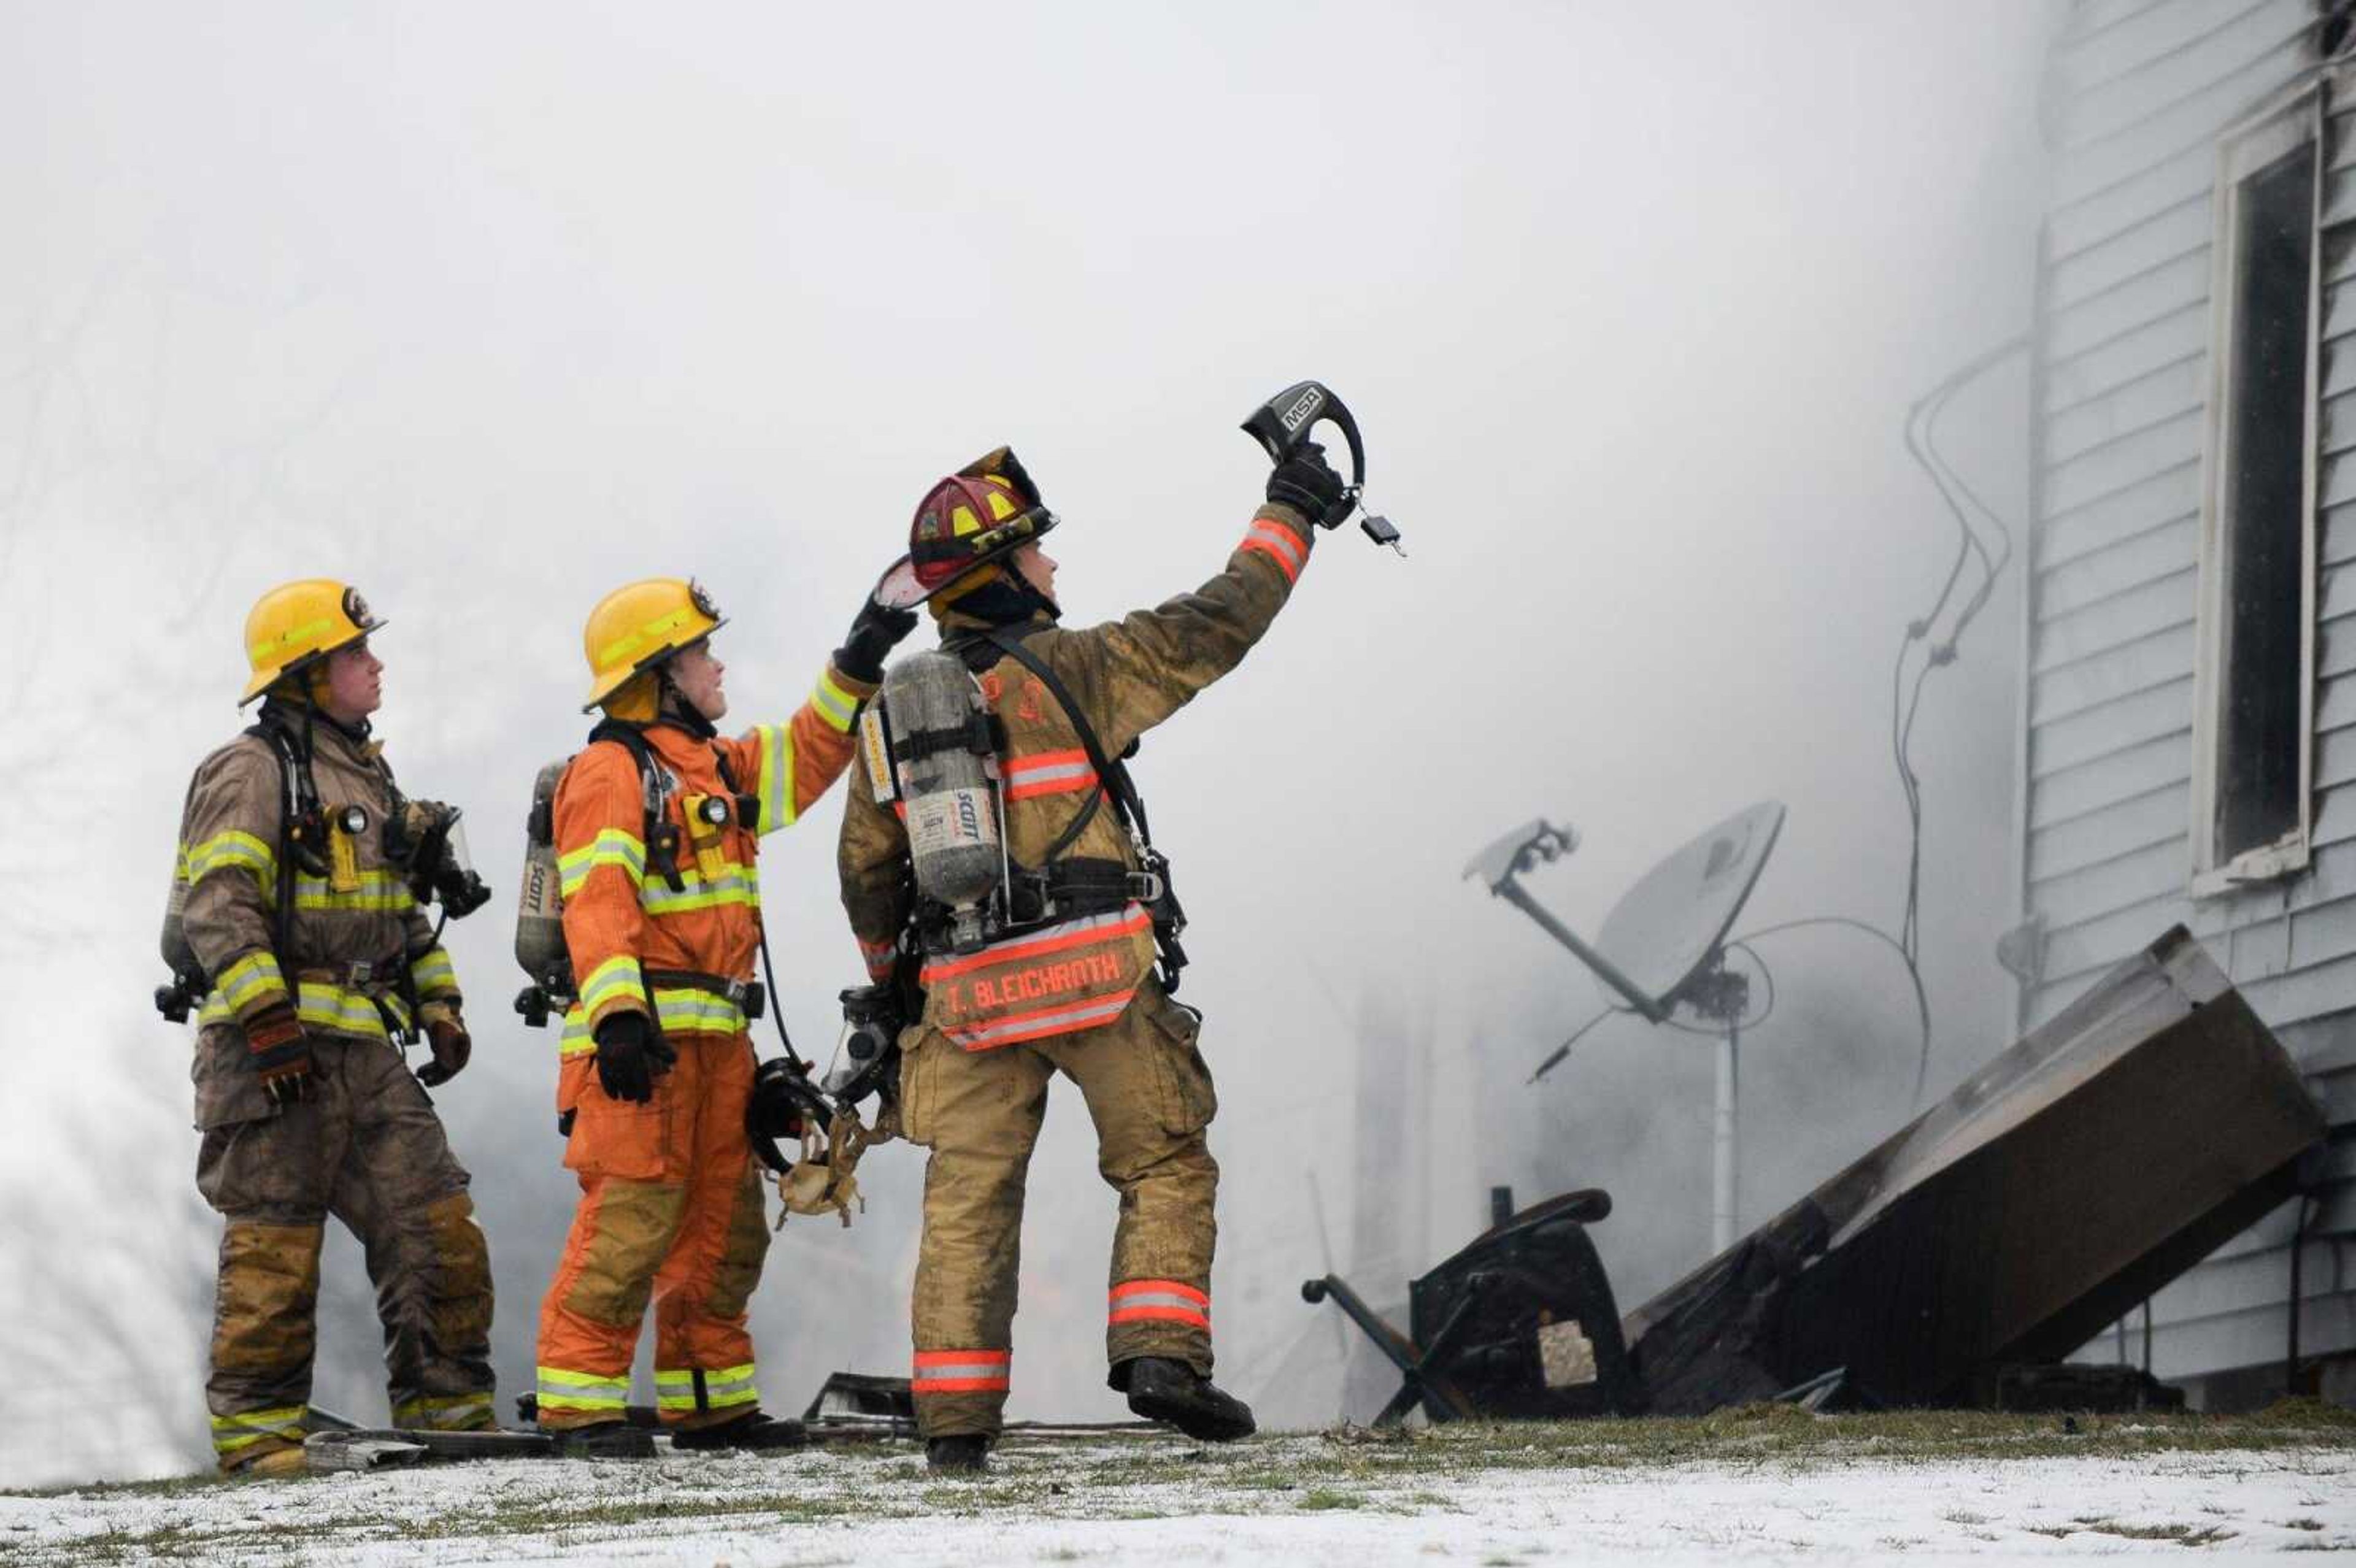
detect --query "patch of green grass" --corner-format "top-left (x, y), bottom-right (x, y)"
top-left (2035, 1517), bottom-right (2239, 1546)
top-left (1297, 1486), bottom-right (1363, 1512)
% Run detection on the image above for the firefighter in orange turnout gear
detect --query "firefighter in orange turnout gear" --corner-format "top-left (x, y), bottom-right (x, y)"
top-left (534, 577), bottom-right (910, 1452)
top-left (838, 443), bottom-right (1350, 1472)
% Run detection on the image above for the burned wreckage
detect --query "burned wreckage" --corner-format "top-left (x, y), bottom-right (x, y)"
top-left (1304, 927), bottom-right (2327, 1420)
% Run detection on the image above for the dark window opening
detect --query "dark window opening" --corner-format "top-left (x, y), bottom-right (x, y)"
top-left (2216, 139), bottom-right (2314, 864)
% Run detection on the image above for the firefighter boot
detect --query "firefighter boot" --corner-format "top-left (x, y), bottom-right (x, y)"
top-left (671, 1410), bottom-right (807, 1451)
top-left (237, 1448), bottom-right (312, 1480)
top-left (927, 1434), bottom-right (991, 1475)
top-left (550, 1421), bottom-right (656, 1459)
top-left (1118, 1357), bottom-right (1256, 1442)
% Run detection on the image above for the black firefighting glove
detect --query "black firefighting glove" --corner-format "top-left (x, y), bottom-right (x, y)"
top-left (1265, 440), bottom-right (1353, 530)
top-left (244, 1001), bottom-right (314, 1107)
top-left (593, 1011), bottom-right (676, 1104)
top-left (835, 594), bottom-right (920, 684)
top-left (415, 1001), bottom-right (472, 1088)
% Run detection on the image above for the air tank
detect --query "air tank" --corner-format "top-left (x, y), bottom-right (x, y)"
top-left (514, 758), bottom-right (574, 1004)
top-left (884, 650), bottom-right (1003, 953)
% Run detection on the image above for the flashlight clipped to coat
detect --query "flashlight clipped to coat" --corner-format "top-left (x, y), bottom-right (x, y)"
top-left (1241, 380), bottom-right (1405, 556)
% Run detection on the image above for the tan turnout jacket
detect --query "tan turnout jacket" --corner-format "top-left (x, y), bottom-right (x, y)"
top-left (176, 702), bottom-right (462, 1054)
top-left (838, 502), bottom-right (1314, 1048)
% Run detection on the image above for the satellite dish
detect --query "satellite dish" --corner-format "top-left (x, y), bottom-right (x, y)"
top-left (1593, 801), bottom-right (1785, 1016)
top-left (1467, 799), bottom-right (1787, 1257)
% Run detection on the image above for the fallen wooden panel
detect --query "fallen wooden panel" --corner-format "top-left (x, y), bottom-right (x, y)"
top-left (1628, 925), bottom-right (2327, 1412)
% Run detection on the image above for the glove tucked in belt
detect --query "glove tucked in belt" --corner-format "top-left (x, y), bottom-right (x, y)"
top-left (242, 1002), bottom-right (312, 1107)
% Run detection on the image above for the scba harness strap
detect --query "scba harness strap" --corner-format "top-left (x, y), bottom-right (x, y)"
top-left (965, 624), bottom-right (1189, 992)
top-left (198, 705), bottom-right (416, 1036)
top-left (581, 718), bottom-right (760, 894)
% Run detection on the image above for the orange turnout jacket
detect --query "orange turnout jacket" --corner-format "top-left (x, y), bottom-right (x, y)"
top-left (550, 664), bottom-right (874, 1112)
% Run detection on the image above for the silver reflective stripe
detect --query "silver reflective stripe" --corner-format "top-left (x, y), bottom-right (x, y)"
top-left (912, 1360), bottom-right (1010, 1383)
top-left (920, 907), bottom-right (1144, 984)
top-left (1248, 521), bottom-right (1307, 571)
top-left (537, 1371), bottom-right (628, 1409)
top-left (639, 866), bottom-right (761, 913)
top-left (701, 1369), bottom-right (758, 1405)
top-left (1005, 757), bottom-right (1095, 790)
top-left (394, 1394), bottom-right (493, 1430)
top-left (654, 1366), bottom-right (758, 1408)
top-left (1111, 1291), bottom-right (1209, 1315)
top-left (947, 991), bottom-right (1134, 1047)
top-left (757, 723), bottom-right (791, 832)
top-left (650, 988), bottom-right (744, 1036)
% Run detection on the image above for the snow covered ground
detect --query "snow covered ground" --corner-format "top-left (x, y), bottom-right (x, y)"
top-left (5, 1415), bottom-right (2353, 1566)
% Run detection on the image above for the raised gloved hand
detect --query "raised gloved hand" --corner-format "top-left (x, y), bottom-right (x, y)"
top-left (835, 594), bottom-right (921, 684)
top-left (244, 1001), bottom-right (314, 1107)
top-left (593, 1012), bottom-right (676, 1104)
top-left (415, 1001), bottom-right (472, 1088)
top-left (1265, 440), bottom-right (1353, 530)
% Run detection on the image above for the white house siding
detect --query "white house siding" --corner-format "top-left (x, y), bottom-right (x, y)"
top-left (2018, 0), bottom-right (2356, 1399)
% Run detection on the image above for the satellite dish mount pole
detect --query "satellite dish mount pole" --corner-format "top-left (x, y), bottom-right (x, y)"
top-left (1677, 950), bottom-right (1751, 1254)
top-left (1467, 805), bottom-right (1784, 1258)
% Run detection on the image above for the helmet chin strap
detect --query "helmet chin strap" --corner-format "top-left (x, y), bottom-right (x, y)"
top-left (655, 666), bottom-right (720, 739)
top-left (1015, 572), bottom-right (1061, 621)
top-left (998, 553), bottom-right (1060, 621)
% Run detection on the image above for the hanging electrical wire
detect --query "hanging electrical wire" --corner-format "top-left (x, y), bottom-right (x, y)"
top-left (1525, 341), bottom-right (2023, 1120)
top-left (1733, 915), bottom-right (1933, 1110)
top-left (1892, 338), bottom-right (2028, 965)
top-left (1526, 1005), bottom-right (1616, 1085)
top-left (1527, 942), bottom-right (1779, 1082)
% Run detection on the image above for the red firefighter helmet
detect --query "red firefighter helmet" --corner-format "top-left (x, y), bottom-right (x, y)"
top-left (874, 446), bottom-right (1057, 610)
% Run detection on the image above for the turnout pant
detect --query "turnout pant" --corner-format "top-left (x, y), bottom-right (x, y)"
top-left (194, 1029), bottom-right (495, 1471)
top-left (535, 1032), bottom-right (772, 1431)
top-left (898, 981), bottom-right (1219, 1438)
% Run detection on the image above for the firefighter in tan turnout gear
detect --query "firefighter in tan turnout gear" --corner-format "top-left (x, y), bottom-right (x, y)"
top-left (167, 581), bottom-right (495, 1475)
top-left (838, 442), bottom-right (1352, 1472)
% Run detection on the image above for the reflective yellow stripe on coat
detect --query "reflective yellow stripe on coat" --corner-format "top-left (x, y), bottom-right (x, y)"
top-left (199, 978), bottom-right (410, 1040)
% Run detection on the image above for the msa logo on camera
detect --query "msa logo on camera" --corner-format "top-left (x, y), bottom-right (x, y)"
top-left (1280, 386), bottom-right (1323, 433)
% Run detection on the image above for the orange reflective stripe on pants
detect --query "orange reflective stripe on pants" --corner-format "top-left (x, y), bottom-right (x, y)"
top-left (912, 1348), bottom-right (1011, 1396)
top-left (1110, 1279), bottom-right (1211, 1332)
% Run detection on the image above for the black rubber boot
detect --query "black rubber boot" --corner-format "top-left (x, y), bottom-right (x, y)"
top-left (1119, 1357), bottom-right (1257, 1442)
top-left (671, 1412), bottom-right (807, 1451)
top-left (926, 1434), bottom-right (992, 1475)
top-left (549, 1421), bottom-right (655, 1459)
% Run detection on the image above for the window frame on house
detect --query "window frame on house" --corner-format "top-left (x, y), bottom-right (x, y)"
top-left (2190, 82), bottom-right (2326, 897)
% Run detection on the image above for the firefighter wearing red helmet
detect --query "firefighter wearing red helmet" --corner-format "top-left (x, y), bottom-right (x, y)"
top-left (839, 441), bottom-right (1351, 1473)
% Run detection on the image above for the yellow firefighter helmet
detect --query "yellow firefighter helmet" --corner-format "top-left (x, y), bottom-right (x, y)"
top-left (581, 577), bottom-right (726, 712)
top-left (241, 579), bottom-right (386, 706)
